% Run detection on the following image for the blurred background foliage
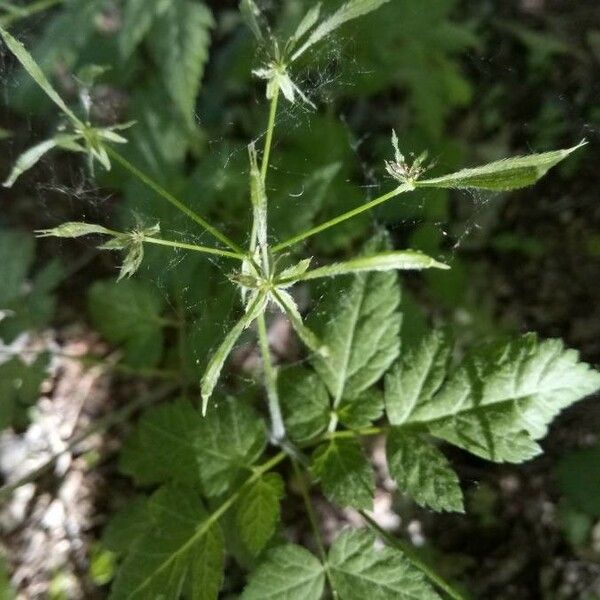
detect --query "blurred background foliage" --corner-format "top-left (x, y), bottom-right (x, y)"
top-left (1, 0), bottom-right (600, 598)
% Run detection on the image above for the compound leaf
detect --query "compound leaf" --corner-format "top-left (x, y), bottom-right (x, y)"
top-left (110, 484), bottom-right (224, 600)
top-left (236, 473), bottom-right (285, 556)
top-left (279, 366), bottom-right (330, 443)
top-left (241, 544), bottom-right (325, 600)
top-left (338, 389), bottom-right (384, 429)
top-left (310, 233), bottom-right (401, 404)
top-left (149, 0), bottom-right (214, 124)
top-left (196, 397), bottom-right (267, 497)
top-left (418, 141), bottom-right (586, 192)
top-left (312, 438), bottom-right (374, 510)
top-left (386, 429), bottom-right (463, 512)
top-left (119, 399), bottom-right (202, 486)
top-left (386, 332), bottom-right (600, 463)
top-left (328, 529), bottom-right (441, 599)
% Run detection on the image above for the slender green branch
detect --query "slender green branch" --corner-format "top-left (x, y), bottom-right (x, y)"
top-left (257, 312), bottom-right (286, 442)
top-left (141, 235), bottom-right (246, 260)
top-left (0, 382), bottom-right (178, 503)
top-left (105, 146), bottom-right (243, 254)
top-left (260, 87), bottom-right (280, 184)
top-left (359, 510), bottom-right (466, 600)
top-left (272, 183), bottom-right (413, 253)
top-left (292, 460), bottom-right (327, 562)
top-left (0, 0), bottom-right (63, 27)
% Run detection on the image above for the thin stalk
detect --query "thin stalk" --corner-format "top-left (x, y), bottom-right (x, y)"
top-left (0, 382), bottom-right (178, 503)
top-left (272, 183), bottom-right (413, 253)
top-left (105, 146), bottom-right (243, 254)
top-left (292, 460), bottom-right (327, 559)
top-left (260, 87), bottom-right (280, 183)
top-left (0, 0), bottom-right (63, 26)
top-left (141, 235), bottom-right (245, 260)
top-left (359, 510), bottom-right (466, 600)
top-left (256, 312), bottom-right (286, 442)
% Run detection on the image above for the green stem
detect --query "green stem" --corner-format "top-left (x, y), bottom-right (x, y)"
top-left (256, 312), bottom-right (286, 442)
top-left (359, 510), bottom-right (466, 600)
top-left (292, 460), bottom-right (338, 595)
top-left (0, 382), bottom-right (178, 503)
top-left (0, 0), bottom-right (63, 26)
top-left (105, 146), bottom-right (243, 254)
top-left (141, 235), bottom-right (245, 260)
top-left (272, 183), bottom-right (413, 253)
top-left (260, 87), bottom-right (280, 184)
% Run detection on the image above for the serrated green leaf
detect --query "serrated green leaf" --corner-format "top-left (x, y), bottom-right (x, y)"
top-left (110, 484), bottom-right (224, 600)
top-left (385, 330), bottom-right (452, 425)
top-left (285, 250), bottom-right (448, 283)
top-left (418, 141), bottom-right (586, 192)
top-left (196, 397), bottom-right (267, 496)
top-left (291, 0), bottom-right (391, 61)
top-left (387, 333), bottom-right (600, 463)
top-left (102, 497), bottom-right (150, 557)
top-left (87, 280), bottom-right (165, 368)
top-left (386, 429), bottom-right (463, 512)
top-left (0, 25), bottom-right (80, 124)
top-left (236, 473), bottom-right (285, 556)
top-left (201, 292), bottom-right (266, 414)
top-left (338, 389), bottom-right (384, 429)
top-left (312, 438), bottom-right (374, 509)
top-left (279, 366), bottom-right (330, 443)
top-left (241, 544), bottom-right (325, 600)
top-left (276, 258), bottom-right (312, 286)
top-left (149, 0), bottom-right (214, 123)
top-left (119, 0), bottom-right (173, 58)
top-left (120, 399), bottom-right (202, 486)
top-left (328, 529), bottom-right (441, 599)
top-left (310, 233), bottom-right (401, 405)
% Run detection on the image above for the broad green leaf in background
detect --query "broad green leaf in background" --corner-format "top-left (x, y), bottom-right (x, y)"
top-left (310, 233), bottom-right (402, 406)
top-left (236, 473), bottom-right (285, 556)
top-left (385, 332), bottom-right (600, 463)
top-left (279, 366), bottom-right (330, 443)
top-left (418, 141), bottom-right (586, 192)
top-left (0, 551), bottom-right (15, 600)
top-left (87, 279), bottom-right (166, 368)
top-left (0, 354), bottom-right (49, 430)
top-left (291, 0), bottom-right (391, 61)
top-left (386, 429), bottom-right (464, 512)
top-left (328, 529), bottom-right (442, 599)
top-left (195, 397), bottom-right (267, 497)
top-left (119, 0), bottom-right (173, 58)
top-left (110, 485), bottom-right (224, 600)
top-left (0, 230), bottom-right (63, 343)
top-left (312, 438), bottom-right (375, 510)
top-left (102, 497), bottom-right (150, 557)
top-left (149, 1), bottom-right (214, 124)
top-left (557, 445), bottom-right (600, 518)
top-left (385, 330), bottom-right (451, 425)
top-left (241, 544), bottom-right (325, 600)
top-left (119, 399), bottom-right (202, 486)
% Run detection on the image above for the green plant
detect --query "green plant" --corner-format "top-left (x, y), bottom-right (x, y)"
top-left (2, 1), bottom-right (599, 598)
